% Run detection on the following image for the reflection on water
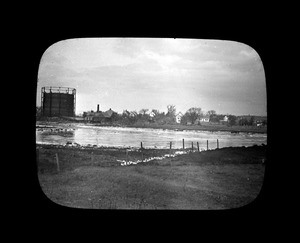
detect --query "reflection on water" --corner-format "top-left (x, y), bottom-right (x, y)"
top-left (36, 124), bottom-right (267, 149)
top-left (38, 131), bottom-right (75, 145)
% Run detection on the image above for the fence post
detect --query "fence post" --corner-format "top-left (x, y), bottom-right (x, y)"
top-left (141, 142), bottom-right (144, 162)
top-left (197, 142), bottom-right (199, 152)
top-left (183, 139), bottom-right (185, 150)
top-left (192, 141), bottom-right (194, 151)
top-left (55, 153), bottom-right (60, 172)
top-left (170, 141), bottom-right (172, 155)
top-left (126, 149), bottom-right (129, 162)
top-left (207, 140), bottom-right (209, 150)
top-left (217, 139), bottom-right (219, 149)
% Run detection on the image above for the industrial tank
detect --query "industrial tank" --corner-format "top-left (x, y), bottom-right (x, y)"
top-left (41, 87), bottom-right (76, 117)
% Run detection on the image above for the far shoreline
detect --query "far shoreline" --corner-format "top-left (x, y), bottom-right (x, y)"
top-left (123, 123), bottom-right (267, 134)
top-left (36, 118), bottom-right (267, 134)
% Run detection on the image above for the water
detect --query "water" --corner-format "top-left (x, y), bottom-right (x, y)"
top-left (36, 124), bottom-right (267, 149)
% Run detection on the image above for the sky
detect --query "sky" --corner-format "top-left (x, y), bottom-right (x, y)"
top-left (37, 38), bottom-right (267, 116)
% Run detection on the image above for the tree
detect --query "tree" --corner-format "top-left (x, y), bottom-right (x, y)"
top-left (111, 112), bottom-right (120, 122)
top-left (238, 116), bottom-right (254, 126)
top-left (120, 110), bottom-right (131, 124)
top-left (249, 116), bottom-right (255, 126)
top-left (122, 110), bottom-right (130, 118)
top-left (207, 110), bottom-right (216, 116)
top-left (166, 105), bottom-right (176, 123)
top-left (130, 111), bottom-right (138, 117)
top-left (180, 113), bottom-right (189, 125)
top-left (166, 105), bottom-right (176, 117)
top-left (128, 111), bottom-right (138, 124)
top-left (238, 118), bottom-right (247, 126)
top-left (139, 109), bottom-right (149, 116)
top-left (151, 109), bottom-right (160, 117)
top-left (185, 107), bottom-right (202, 124)
top-left (228, 115), bottom-right (237, 126)
top-left (209, 114), bottom-right (220, 123)
top-left (154, 111), bottom-right (166, 124)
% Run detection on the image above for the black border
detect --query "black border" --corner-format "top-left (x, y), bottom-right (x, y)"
top-left (17, 23), bottom-right (276, 231)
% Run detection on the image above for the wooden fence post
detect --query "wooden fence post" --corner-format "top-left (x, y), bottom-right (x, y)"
top-left (192, 141), bottom-right (194, 151)
top-left (55, 153), bottom-right (60, 172)
top-left (183, 139), bottom-right (185, 150)
top-left (126, 149), bottom-right (129, 162)
top-left (141, 142), bottom-right (144, 161)
top-left (197, 142), bottom-right (199, 152)
top-left (207, 140), bottom-right (209, 150)
top-left (170, 141), bottom-right (172, 155)
top-left (217, 139), bottom-right (219, 149)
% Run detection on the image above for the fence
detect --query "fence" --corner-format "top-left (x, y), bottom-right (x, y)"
top-left (137, 138), bottom-right (220, 151)
top-left (121, 138), bottom-right (220, 165)
top-left (36, 138), bottom-right (221, 171)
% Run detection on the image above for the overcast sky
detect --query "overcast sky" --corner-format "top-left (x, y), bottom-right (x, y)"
top-left (37, 38), bottom-right (266, 116)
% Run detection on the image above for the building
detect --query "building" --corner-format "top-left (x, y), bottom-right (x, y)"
top-left (221, 115), bottom-right (229, 122)
top-left (41, 86), bottom-right (76, 117)
top-left (200, 116), bottom-right (210, 123)
top-left (175, 112), bottom-right (183, 123)
top-left (149, 111), bottom-right (156, 118)
top-left (102, 108), bottom-right (115, 122)
top-left (236, 115), bottom-right (267, 126)
top-left (254, 116), bottom-right (267, 126)
top-left (83, 104), bottom-right (116, 123)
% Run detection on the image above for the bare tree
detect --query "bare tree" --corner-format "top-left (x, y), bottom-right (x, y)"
top-left (129, 111), bottom-right (138, 124)
top-left (130, 111), bottom-right (138, 117)
top-left (166, 105), bottom-right (176, 117)
top-left (207, 110), bottom-right (216, 116)
top-left (151, 109), bottom-right (160, 117)
top-left (139, 109), bottom-right (149, 116)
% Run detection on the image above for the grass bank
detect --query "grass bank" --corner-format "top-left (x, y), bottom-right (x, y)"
top-left (126, 123), bottom-right (267, 134)
top-left (37, 144), bottom-right (266, 209)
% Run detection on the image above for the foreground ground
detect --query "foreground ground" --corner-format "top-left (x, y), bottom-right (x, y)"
top-left (37, 144), bottom-right (266, 209)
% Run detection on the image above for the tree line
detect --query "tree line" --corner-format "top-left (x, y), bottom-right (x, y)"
top-left (37, 104), bottom-right (266, 126)
top-left (108, 105), bottom-right (262, 126)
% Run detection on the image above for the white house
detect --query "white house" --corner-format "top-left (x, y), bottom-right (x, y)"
top-left (221, 115), bottom-right (229, 122)
top-left (175, 112), bottom-right (183, 123)
top-left (149, 111), bottom-right (156, 118)
top-left (200, 116), bottom-right (210, 123)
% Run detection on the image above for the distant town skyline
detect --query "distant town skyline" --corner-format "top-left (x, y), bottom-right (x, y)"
top-left (37, 38), bottom-right (267, 116)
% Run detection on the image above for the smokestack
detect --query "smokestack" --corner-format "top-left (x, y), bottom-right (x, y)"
top-left (97, 104), bottom-right (99, 112)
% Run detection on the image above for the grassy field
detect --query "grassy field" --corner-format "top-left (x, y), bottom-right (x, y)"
top-left (37, 144), bottom-right (266, 209)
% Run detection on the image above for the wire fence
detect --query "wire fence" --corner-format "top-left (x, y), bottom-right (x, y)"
top-left (137, 138), bottom-right (220, 151)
